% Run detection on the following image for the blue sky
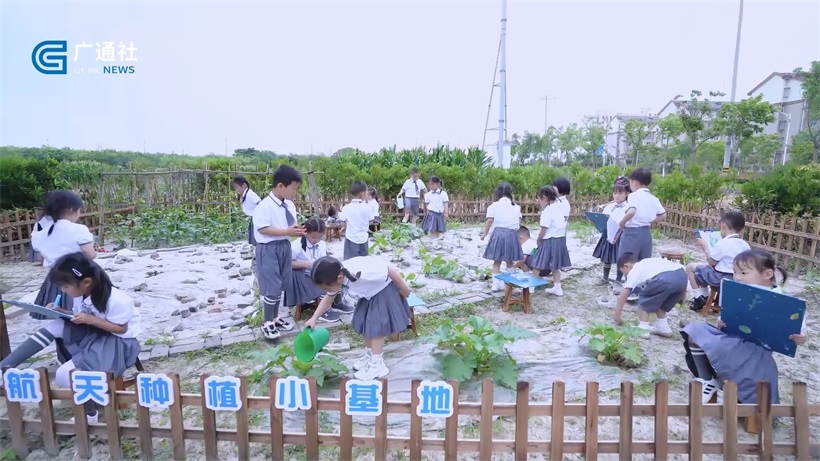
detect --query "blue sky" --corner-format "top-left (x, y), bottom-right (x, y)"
top-left (1, 0), bottom-right (818, 156)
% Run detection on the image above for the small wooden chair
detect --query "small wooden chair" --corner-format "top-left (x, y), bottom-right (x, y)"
top-left (701, 285), bottom-right (721, 315)
top-left (497, 273), bottom-right (549, 314)
top-left (115, 358), bottom-right (145, 409)
top-left (391, 309), bottom-right (417, 341)
top-left (325, 223), bottom-right (343, 242)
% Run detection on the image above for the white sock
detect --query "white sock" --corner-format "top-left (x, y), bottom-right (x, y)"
top-left (638, 321), bottom-right (652, 330)
top-left (694, 287), bottom-right (708, 298)
top-left (655, 317), bottom-right (669, 330)
top-left (364, 348), bottom-right (372, 356)
top-left (371, 353), bottom-right (384, 364)
top-left (552, 283), bottom-right (562, 289)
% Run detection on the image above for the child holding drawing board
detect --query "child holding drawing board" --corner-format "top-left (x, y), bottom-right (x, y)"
top-left (232, 175), bottom-right (262, 245)
top-left (591, 177), bottom-right (630, 285)
top-left (685, 211), bottom-right (750, 311)
top-left (611, 252), bottom-right (688, 339)
top-left (681, 249), bottom-right (807, 405)
top-left (305, 255), bottom-right (412, 381)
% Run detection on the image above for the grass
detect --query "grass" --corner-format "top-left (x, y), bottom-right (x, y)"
top-left (417, 287), bottom-right (463, 302)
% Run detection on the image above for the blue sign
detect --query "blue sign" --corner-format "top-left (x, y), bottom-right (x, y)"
top-left (32, 40), bottom-right (67, 75)
top-left (416, 380), bottom-right (454, 418)
top-left (274, 376), bottom-right (311, 412)
top-left (137, 374), bottom-right (175, 408)
top-left (204, 376), bottom-right (242, 411)
top-left (3, 369), bottom-right (43, 403)
top-left (72, 371), bottom-right (109, 406)
top-left (345, 380), bottom-right (383, 416)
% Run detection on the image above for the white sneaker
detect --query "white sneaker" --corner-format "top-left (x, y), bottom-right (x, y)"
top-left (352, 352), bottom-right (372, 371)
top-left (491, 278), bottom-right (504, 292)
top-left (261, 321), bottom-right (281, 340)
top-left (716, 389), bottom-right (724, 404)
top-left (544, 286), bottom-right (564, 296)
top-left (354, 359), bottom-right (389, 380)
top-left (699, 378), bottom-right (720, 404)
top-left (274, 318), bottom-right (294, 332)
top-left (627, 293), bottom-right (639, 302)
top-left (638, 329), bottom-right (651, 340)
top-left (69, 412), bottom-right (99, 425)
top-left (652, 323), bottom-right (673, 338)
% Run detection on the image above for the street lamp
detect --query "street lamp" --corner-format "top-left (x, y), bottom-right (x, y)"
top-left (777, 110), bottom-right (792, 166)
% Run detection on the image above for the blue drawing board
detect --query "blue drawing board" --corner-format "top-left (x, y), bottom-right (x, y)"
top-left (1, 299), bottom-right (73, 320)
top-left (695, 228), bottom-right (722, 248)
top-left (494, 272), bottom-right (550, 289)
top-left (584, 212), bottom-right (609, 234)
top-left (719, 279), bottom-right (805, 357)
top-left (406, 293), bottom-right (426, 307)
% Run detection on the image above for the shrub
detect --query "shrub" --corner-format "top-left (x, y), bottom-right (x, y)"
top-left (576, 322), bottom-right (644, 367)
top-left (736, 164), bottom-right (820, 215)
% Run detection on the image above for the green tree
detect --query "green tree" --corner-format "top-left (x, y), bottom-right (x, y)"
top-left (622, 119), bottom-right (654, 166)
top-left (713, 95), bottom-right (776, 167)
top-left (676, 90), bottom-right (725, 164)
top-left (580, 118), bottom-right (607, 169)
top-left (656, 114), bottom-right (685, 174)
top-left (794, 62), bottom-right (820, 163)
top-left (556, 124), bottom-right (582, 164)
top-left (788, 131), bottom-right (816, 165)
top-left (739, 133), bottom-right (782, 175)
top-left (510, 131), bottom-right (556, 165)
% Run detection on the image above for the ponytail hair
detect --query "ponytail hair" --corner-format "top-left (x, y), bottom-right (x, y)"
top-left (310, 256), bottom-right (361, 286)
top-left (733, 249), bottom-right (788, 287)
top-left (48, 252), bottom-right (113, 312)
top-left (43, 190), bottom-right (83, 236)
top-left (537, 185), bottom-right (558, 203)
top-left (300, 217), bottom-right (327, 251)
top-left (493, 182), bottom-right (515, 205)
top-left (367, 187), bottom-right (378, 202)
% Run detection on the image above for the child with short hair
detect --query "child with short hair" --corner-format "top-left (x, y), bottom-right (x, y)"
top-left (681, 249), bottom-right (806, 404)
top-left (367, 187), bottom-right (381, 234)
top-left (612, 252), bottom-right (688, 339)
top-left (0, 252), bottom-right (141, 424)
top-left (530, 186), bottom-right (570, 296)
top-left (232, 175), bottom-right (262, 245)
top-left (340, 181), bottom-right (375, 260)
top-left (398, 168), bottom-right (427, 224)
top-left (593, 178), bottom-right (630, 284)
top-left (306, 256), bottom-right (412, 380)
top-left (553, 177), bottom-right (572, 230)
top-left (422, 176), bottom-right (449, 239)
top-left (326, 205), bottom-right (341, 223)
top-left (480, 182), bottom-right (523, 291)
top-left (686, 211), bottom-right (750, 311)
top-left (515, 226), bottom-right (550, 277)
top-left (253, 164), bottom-right (305, 340)
top-left (286, 218), bottom-right (354, 323)
top-left (617, 168), bottom-right (666, 262)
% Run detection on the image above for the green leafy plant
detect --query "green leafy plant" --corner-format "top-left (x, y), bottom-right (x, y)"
top-left (568, 219), bottom-right (598, 244)
top-left (0, 449), bottom-right (18, 461)
top-left (107, 205), bottom-right (246, 249)
top-left (401, 271), bottom-right (426, 288)
top-left (575, 322), bottom-right (644, 367)
top-left (370, 232), bottom-right (391, 254)
top-left (249, 345), bottom-right (348, 387)
top-left (417, 316), bottom-right (537, 388)
top-left (418, 247), bottom-right (468, 282)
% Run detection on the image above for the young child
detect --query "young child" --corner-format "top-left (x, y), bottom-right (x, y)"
top-left (252, 165), bottom-right (305, 340)
top-left (530, 186), bottom-right (570, 296)
top-left (306, 256), bottom-right (412, 380)
top-left (325, 206), bottom-right (341, 224)
top-left (0, 252), bottom-right (141, 424)
top-left (286, 218), bottom-right (354, 323)
top-left (515, 226), bottom-right (551, 277)
top-left (681, 249), bottom-right (806, 404)
top-left (398, 168), bottom-right (427, 224)
top-left (686, 211), bottom-right (750, 311)
top-left (422, 176), bottom-right (449, 239)
top-left (367, 187), bottom-right (381, 234)
top-left (340, 181), bottom-right (375, 260)
top-left (612, 252), bottom-right (688, 339)
top-left (28, 193), bottom-right (55, 263)
top-left (30, 190), bottom-right (97, 320)
top-left (232, 175), bottom-right (262, 245)
top-left (480, 182), bottom-right (523, 291)
top-left (553, 177), bottom-right (572, 233)
top-left (593, 179), bottom-right (630, 284)
top-left (617, 168), bottom-right (666, 262)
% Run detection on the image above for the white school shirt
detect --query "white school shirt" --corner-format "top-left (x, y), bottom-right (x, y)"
top-left (401, 178), bottom-right (427, 198)
top-left (486, 197), bottom-right (521, 231)
top-left (710, 234), bottom-right (751, 273)
top-left (339, 199), bottom-right (373, 245)
top-left (719, 285), bottom-right (808, 335)
top-left (540, 203), bottom-right (566, 239)
top-left (606, 202), bottom-right (628, 244)
top-left (424, 189), bottom-right (449, 213)
top-left (368, 199), bottom-right (380, 218)
top-left (240, 189), bottom-right (262, 217)
top-left (623, 257), bottom-right (684, 290)
top-left (556, 196), bottom-right (571, 225)
top-left (31, 219), bottom-right (95, 268)
top-left (336, 256), bottom-right (391, 300)
top-left (521, 238), bottom-right (537, 256)
top-left (624, 188), bottom-right (666, 228)
top-left (77, 287), bottom-right (141, 339)
top-left (253, 194), bottom-right (297, 244)
top-left (33, 216), bottom-right (54, 233)
top-left (291, 239), bottom-right (327, 274)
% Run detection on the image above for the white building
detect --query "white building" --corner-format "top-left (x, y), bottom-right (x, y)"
top-left (746, 71), bottom-right (808, 164)
top-left (604, 114), bottom-right (657, 166)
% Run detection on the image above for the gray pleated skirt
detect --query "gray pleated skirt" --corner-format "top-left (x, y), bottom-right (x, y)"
top-left (530, 237), bottom-right (572, 271)
top-left (422, 211), bottom-right (446, 233)
top-left (247, 218), bottom-right (257, 245)
top-left (592, 234), bottom-right (619, 264)
top-left (633, 268), bottom-right (687, 313)
top-left (255, 240), bottom-right (293, 300)
top-left (483, 228), bottom-right (523, 262)
top-left (694, 264), bottom-right (732, 288)
top-left (63, 323), bottom-right (140, 378)
top-left (286, 270), bottom-right (325, 307)
top-left (617, 226), bottom-right (653, 261)
top-left (32, 275), bottom-right (75, 320)
top-left (682, 322), bottom-right (779, 404)
top-left (351, 281), bottom-right (412, 338)
top-left (343, 238), bottom-right (368, 260)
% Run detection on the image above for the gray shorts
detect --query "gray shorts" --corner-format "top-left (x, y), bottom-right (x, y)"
top-left (694, 264), bottom-right (732, 288)
top-left (405, 197), bottom-right (420, 216)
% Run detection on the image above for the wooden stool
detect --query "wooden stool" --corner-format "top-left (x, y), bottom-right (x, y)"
top-left (701, 285), bottom-right (721, 315)
top-left (497, 273), bottom-right (549, 314)
top-left (391, 309), bottom-right (417, 341)
top-left (660, 251), bottom-right (685, 265)
top-left (114, 358), bottom-right (145, 410)
top-left (325, 223), bottom-right (343, 242)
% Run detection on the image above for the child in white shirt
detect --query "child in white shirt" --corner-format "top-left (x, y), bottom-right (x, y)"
top-left (422, 176), bottom-right (449, 239)
top-left (617, 168), bottom-right (666, 262)
top-left (232, 175), bottom-right (262, 245)
top-left (593, 180), bottom-right (629, 284)
top-left (367, 187), bottom-right (381, 235)
top-left (529, 186), bottom-right (571, 296)
top-left (340, 181), bottom-right (375, 260)
top-left (398, 168), bottom-right (426, 224)
top-left (480, 182), bottom-right (523, 291)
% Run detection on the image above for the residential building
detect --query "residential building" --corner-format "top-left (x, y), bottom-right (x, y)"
top-left (747, 71), bottom-right (808, 164)
top-left (604, 114), bottom-right (657, 166)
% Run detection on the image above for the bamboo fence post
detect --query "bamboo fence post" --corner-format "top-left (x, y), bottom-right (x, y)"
top-left (98, 173), bottom-right (106, 246)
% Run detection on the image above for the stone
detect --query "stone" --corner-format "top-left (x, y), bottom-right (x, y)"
top-left (228, 273), bottom-right (240, 279)
top-left (172, 324), bottom-right (183, 332)
top-left (241, 252), bottom-right (254, 260)
top-left (221, 333), bottom-right (255, 346)
top-left (215, 288), bottom-right (228, 294)
top-left (204, 336), bottom-right (222, 349)
top-left (138, 250), bottom-right (158, 257)
top-left (179, 296), bottom-right (196, 304)
top-left (182, 279), bottom-right (197, 284)
top-left (220, 257), bottom-right (230, 261)
top-left (179, 248), bottom-right (197, 253)
top-left (150, 344), bottom-right (169, 359)
top-left (208, 307), bottom-right (222, 314)
top-left (400, 261), bottom-right (412, 268)
top-left (231, 312), bottom-right (245, 320)
top-left (140, 343), bottom-right (153, 352)
top-left (218, 292), bottom-right (227, 299)
top-left (175, 336), bottom-right (205, 347)
top-left (324, 342), bottom-right (350, 352)
top-left (230, 288), bottom-right (238, 294)
top-left (220, 318), bottom-right (246, 329)
top-left (222, 326), bottom-right (253, 338)
top-left (111, 276), bottom-right (123, 284)
top-left (133, 301), bottom-right (142, 308)
top-left (134, 283), bottom-right (148, 292)
top-left (138, 351), bottom-right (151, 363)
top-left (169, 341), bottom-right (204, 356)
top-left (240, 305), bottom-right (257, 317)
top-left (171, 310), bottom-right (181, 316)
top-left (239, 268), bottom-right (252, 277)
top-left (237, 302), bottom-right (253, 309)
top-left (146, 270), bottom-right (160, 277)
top-left (240, 289), bottom-right (252, 296)
top-left (181, 310), bottom-right (191, 318)
top-left (189, 305), bottom-right (199, 313)
top-left (208, 297), bottom-right (216, 304)
top-left (175, 293), bottom-right (188, 301)
top-left (150, 254), bottom-right (161, 260)
top-left (198, 302), bottom-right (208, 310)
top-left (237, 277), bottom-right (244, 281)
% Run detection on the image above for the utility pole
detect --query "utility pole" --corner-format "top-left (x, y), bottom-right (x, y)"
top-left (541, 96), bottom-right (556, 135)
top-left (723, 0), bottom-right (744, 171)
top-left (496, 0), bottom-right (508, 168)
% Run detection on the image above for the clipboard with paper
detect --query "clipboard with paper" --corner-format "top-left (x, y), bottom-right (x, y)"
top-left (695, 228), bottom-right (722, 248)
top-left (584, 212), bottom-right (609, 234)
top-left (719, 279), bottom-right (806, 357)
top-left (0, 299), bottom-right (73, 320)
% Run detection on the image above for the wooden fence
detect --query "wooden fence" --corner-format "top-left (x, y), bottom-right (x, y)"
top-left (0, 373), bottom-right (817, 460)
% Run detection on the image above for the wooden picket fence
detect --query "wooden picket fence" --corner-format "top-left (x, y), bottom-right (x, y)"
top-left (1, 372), bottom-right (818, 460)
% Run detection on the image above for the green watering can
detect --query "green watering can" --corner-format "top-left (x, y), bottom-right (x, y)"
top-left (293, 327), bottom-right (330, 362)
